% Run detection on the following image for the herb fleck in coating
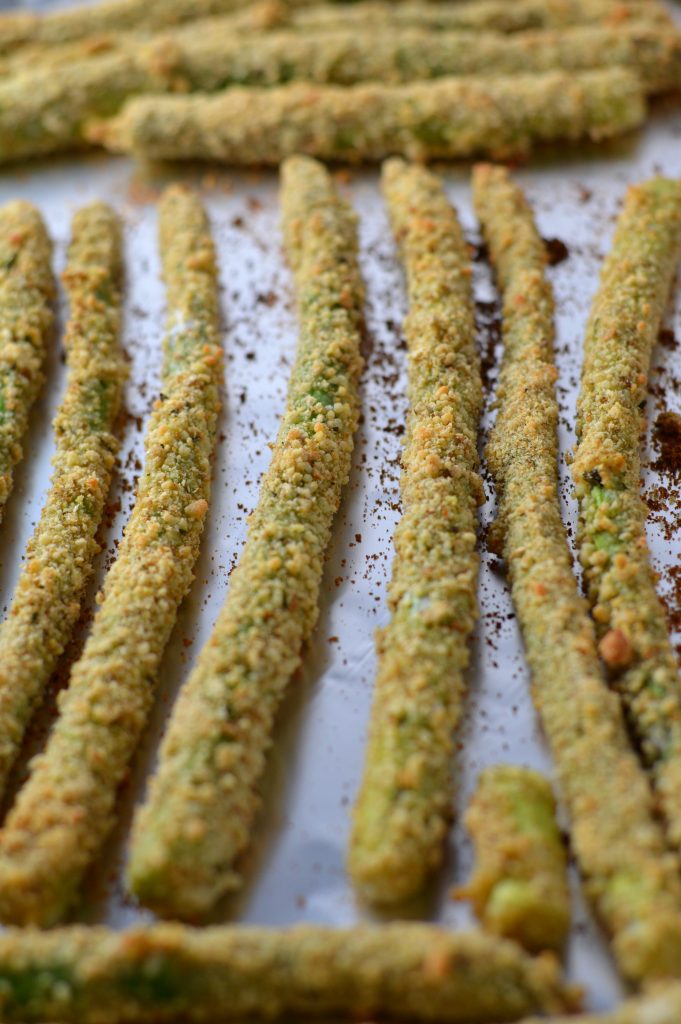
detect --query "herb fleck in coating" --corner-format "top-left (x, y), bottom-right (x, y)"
top-left (0, 203), bottom-right (126, 798)
top-left (0, 923), bottom-right (574, 1023)
top-left (126, 156), bottom-right (364, 921)
top-left (0, 201), bottom-right (54, 517)
top-left (473, 162), bottom-right (681, 986)
top-left (572, 179), bottom-right (681, 853)
top-left (0, 186), bottom-right (222, 927)
top-left (349, 159), bottom-right (482, 905)
top-left (457, 765), bottom-right (570, 953)
top-left (93, 67), bottom-right (645, 166)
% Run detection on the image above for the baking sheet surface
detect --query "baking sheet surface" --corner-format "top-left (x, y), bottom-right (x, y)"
top-left (0, 5), bottom-right (681, 1009)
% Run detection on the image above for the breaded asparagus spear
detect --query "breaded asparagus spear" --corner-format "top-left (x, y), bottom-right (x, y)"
top-left (0, 0), bottom-right (262, 55)
top-left (0, 186), bottom-right (222, 927)
top-left (126, 156), bottom-right (364, 921)
top-left (93, 67), bottom-right (645, 166)
top-left (293, 0), bottom-right (671, 34)
top-left (456, 766), bottom-right (570, 953)
top-left (572, 180), bottom-right (681, 852)
top-left (472, 163), bottom-right (681, 987)
top-left (0, 203), bottom-right (126, 797)
top-left (348, 160), bottom-right (482, 905)
top-left (139, 22), bottom-right (681, 95)
top-left (2, 20), bottom-right (664, 165)
top-left (0, 202), bottom-right (54, 516)
top-left (0, 923), bottom-right (575, 1023)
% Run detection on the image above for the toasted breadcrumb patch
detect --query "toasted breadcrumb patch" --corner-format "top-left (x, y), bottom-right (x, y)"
top-left (457, 765), bottom-right (570, 952)
top-left (0, 203), bottom-right (126, 797)
top-left (126, 156), bottom-right (364, 921)
top-left (0, 186), bottom-right (222, 927)
top-left (473, 163), bottom-right (681, 986)
top-left (0, 923), bottom-right (575, 1023)
top-left (0, 201), bottom-right (54, 516)
top-left (349, 159), bottom-right (482, 905)
top-left (92, 67), bottom-right (644, 166)
top-left (572, 179), bottom-right (681, 855)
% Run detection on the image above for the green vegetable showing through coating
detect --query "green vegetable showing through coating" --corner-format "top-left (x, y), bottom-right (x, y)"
top-left (126, 156), bottom-right (364, 920)
top-left (93, 67), bottom-right (645, 166)
top-left (572, 179), bottom-right (681, 854)
top-left (0, 923), bottom-right (575, 1023)
top-left (349, 159), bottom-right (482, 905)
top-left (457, 765), bottom-right (570, 953)
top-left (0, 201), bottom-right (54, 517)
top-left (473, 163), bottom-right (681, 987)
top-left (0, 186), bottom-right (223, 927)
top-left (0, 202), bottom-right (126, 798)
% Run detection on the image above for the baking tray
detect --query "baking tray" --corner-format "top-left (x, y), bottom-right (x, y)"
top-left (1, 1), bottom-right (681, 1012)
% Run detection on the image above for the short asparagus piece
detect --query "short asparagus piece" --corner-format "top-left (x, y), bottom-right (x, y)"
top-left (457, 766), bottom-right (570, 953)
top-left (472, 162), bottom-right (681, 987)
top-left (93, 67), bottom-right (645, 166)
top-left (348, 160), bottom-right (483, 905)
top-left (0, 186), bottom-right (223, 927)
top-left (572, 179), bottom-right (681, 852)
top-left (0, 923), bottom-right (575, 1023)
top-left (0, 201), bottom-right (54, 517)
top-left (0, 203), bottom-right (126, 796)
top-left (126, 156), bottom-right (364, 920)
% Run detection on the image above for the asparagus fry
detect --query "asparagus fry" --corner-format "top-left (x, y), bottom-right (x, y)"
top-left (0, 923), bottom-right (575, 1023)
top-left (292, 0), bottom-right (671, 34)
top-left (126, 156), bottom-right (364, 920)
top-left (348, 160), bottom-right (482, 905)
top-left (0, 202), bottom-right (54, 517)
top-left (0, 186), bottom-right (222, 927)
top-left (0, 0), bottom-right (263, 55)
top-left (472, 163), bottom-right (681, 987)
top-left (139, 22), bottom-right (681, 95)
top-left (93, 67), bottom-right (645, 167)
top-left (572, 180), bottom-right (681, 852)
top-left (456, 766), bottom-right (570, 953)
top-left (0, 203), bottom-right (126, 797)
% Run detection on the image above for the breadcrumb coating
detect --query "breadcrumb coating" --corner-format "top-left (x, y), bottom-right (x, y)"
top-left (349, 159), bottom-right (482, 905)
top-left (0, 203), bottom-right (126, 797)
top-left (0, 923), bottom-right (575, 1023)
top-left (0, 186), bottom-right (222, 927)
top-left (457, 765), bottom-right (570, 953)
top-left (0, 201), bottom-right (54, 517)
top-left (572, 179), bottom-right (681, 855)
top-left (126, 156), bottom-right (364, 920)
top-left (473, 163), bottom-right (681, 987)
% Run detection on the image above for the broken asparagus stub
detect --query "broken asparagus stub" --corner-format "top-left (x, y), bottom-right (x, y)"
top-left (91, 67), bottom-right (645, 166)
top-left (0, 923), bottom-right (577, 1024)
top-left (572, 179), bottom-right (681, 854)
top-left (349, 158), bottom-right (482, 905)
top-left (126, 155), bottom-right (364, 920)
top-left (0, 186), bottom-right (222, 927)
top-left (456, 765), bottom-right (570, 953)
top-left (0, 202), bottom-right (126, 798)
top-left (473, 162), bottom-right (681, 987)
